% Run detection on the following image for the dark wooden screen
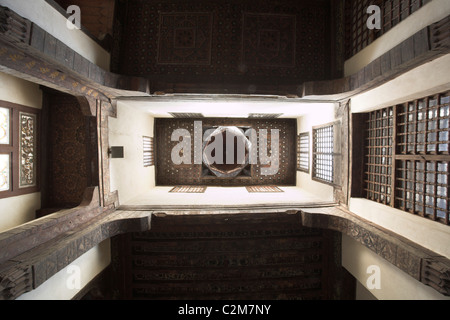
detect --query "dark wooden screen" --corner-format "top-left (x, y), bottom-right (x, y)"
top-left (345, 0), bottom-right (429, 59)
top-left (312, 122), bottom-right (341, 186)
top-left (0, 100), bottom-right (40, 199)
top-left (112, 213), bottom-right (351, 300)
top-left (361, 91), bottom-right (450, 225)
top-left (297, 132), bottom-right (310, 173)
top-left (143, 136), bottom-right (154, 167)
top-left (365, 107), bottom-right (394, 205)
top-left (155, 118), bottom-right (297, 186)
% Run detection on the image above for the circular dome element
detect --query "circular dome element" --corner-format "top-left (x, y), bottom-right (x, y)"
top-left (203, 126), bottom-right (251, 178)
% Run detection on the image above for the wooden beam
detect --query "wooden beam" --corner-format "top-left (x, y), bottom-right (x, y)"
top-left (300, 205), bottom-right (450, 297)
top-left (0, 5), bottom-right (150, 101)
top-left (302, 15), bottom-right (450, 99)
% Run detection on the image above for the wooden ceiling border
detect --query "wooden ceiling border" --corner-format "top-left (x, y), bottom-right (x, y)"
top-left (0, 187), bottom-right (152, 300)
top-left (0, 202), bottom-right (449, 299)
top-left (301, 205), bottom-right (450, 297)
top-left (301, 15), bottom-right (450, 100)
top-left (0, 5), bottom-right (150, 102)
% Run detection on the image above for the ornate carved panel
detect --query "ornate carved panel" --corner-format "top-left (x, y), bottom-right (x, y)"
top-left (112, 212), bottom-right (346, 300)
top-left (157, 12), bottom-right (213, 65)
top-left (19, 112), bottom-right (37, 188)
top-left (44, 91), bottom-right (97, 209)
top-left (0, 154), bottom-right (9, 192)
top-left (117, 0), bottom-right (332, 92)
top-left (242, 13), bottom-right (296, 67)
top-left (155, 118), bottom-right (296, 186)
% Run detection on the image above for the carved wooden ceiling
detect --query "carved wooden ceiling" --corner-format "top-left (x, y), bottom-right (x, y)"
top-left (155, 118), bottom-right (297, 186)
top-left (0, 1), bottom-right (449, 301)
top-left (111, 212), bottom-right (355, 300)
top-left (111, 0), bottom-right (341, 95)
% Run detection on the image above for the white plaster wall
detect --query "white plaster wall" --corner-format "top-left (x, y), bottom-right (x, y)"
top-left (17, 239), bottom-right (111, 300)
top-left (344, 0), bottom-right (450, 76)
top-left (0, 193), bottom-right (41, 233)
top-left (0, 72), bottom-right (42, 232)
top-left (0, 72), bottom-right (42, 110)
top-left (109, 102), bottom-right (155, 205)
top-left (0, 0), bottom-right (110, 71)
top-left (342, 234), bottom-right (450, 300)
top-left (296, 104), bottom-right (336, 201)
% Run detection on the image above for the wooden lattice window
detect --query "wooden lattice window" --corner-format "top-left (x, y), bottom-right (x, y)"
top-left (383, 0), bottom-right (426, 33)
top-left (143, 136), bottom-right (154, 167)
top-left (297, 132), bottom-right (310, 173)
top-left (363, 91), bottom-right (450, 225)
top-left (396, 160), bottom-right (449, 221)
top-left (0, 100), bottom-right (39, 199)
top-left (313, 122), bottom-right (341, 185)
top-left (345, 0), bottom-right (427, 59)
top-left (346, 0), bottom-right (376, 59)
top-left (365, 107), bottom-right (394, 205)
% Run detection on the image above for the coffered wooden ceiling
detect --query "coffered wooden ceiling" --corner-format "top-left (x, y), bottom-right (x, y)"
top-left (111, 0), bottom-right (341, 95)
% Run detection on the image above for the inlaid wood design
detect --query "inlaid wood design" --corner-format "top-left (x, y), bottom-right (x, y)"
top-left (44, 92), bottom-right (97, 209)
top-left (242, 13), bottom-right (296, 67)
top-left (155, 118), bottom-right (296, 186)
top-left (157, 12), bottom-right (213, 65)
top-left (112, 213), bottom-right (345, 300)
top-left (116, 0), bottom-right (332, 90)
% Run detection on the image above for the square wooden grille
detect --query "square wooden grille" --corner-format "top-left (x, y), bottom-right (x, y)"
top-left (345, 0), bottom-right (427, 59)
top-left (363, 91), bottom-right (450, 225)
top-left (246, 186), bottom-right (284, 193)
top-left (297, 132), bottom-right (310, 173)
top-left (313, 125), bottom-right (335, 184)
top-left (397, 95), bottom-right (450, 155)
top-left (169, 186), bottom-right (207, 193)
top-left (396, 160), bottom-right (449, 221)
top-left (143, 136), bottom-right (154, 167)
top-left (365, 107), bottom-right (394, 205)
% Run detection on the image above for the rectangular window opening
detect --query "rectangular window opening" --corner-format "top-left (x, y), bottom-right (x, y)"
top-left (363, 91), bottom-right (450, 225)
top-left (143, 136), bottom-right (154, 167)
top-left (297, 132), bottom-right (310, 173)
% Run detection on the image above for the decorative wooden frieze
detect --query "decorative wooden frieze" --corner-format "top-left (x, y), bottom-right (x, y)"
top-left (0, 206), bottom-right (152, 299)
top-left (300, 205), bottom-right (450, 297)
top-left (1, 202), bottom-right (448, 299)
top-left (302, 15), bottom-right (450, 98)
top-left (0, 6), bottom-right (149, 102)
top-left (0, 187), bottom-right (103, 266)
top-left (97, 100), bottom-right (118, 208)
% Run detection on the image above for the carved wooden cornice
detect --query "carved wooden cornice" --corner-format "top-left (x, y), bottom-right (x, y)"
top-left (0, 5), bottom-right (150, 103)
top-left (1, 203), bottom-right (449, 299)
top-left (301, 15), bottom-right (450, 100)
top-left (0, 187), bottom-right (152, 300)
top-left (300, 206), bottom-right (450, 297)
